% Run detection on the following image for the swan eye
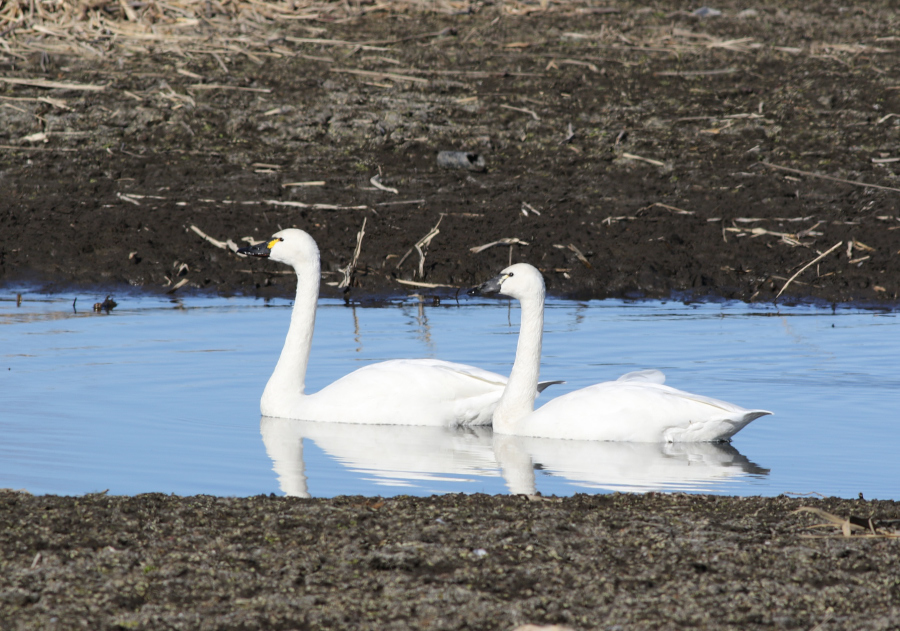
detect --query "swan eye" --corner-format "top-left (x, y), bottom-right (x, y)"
top-left (506, 272), bottom-right (514, 278)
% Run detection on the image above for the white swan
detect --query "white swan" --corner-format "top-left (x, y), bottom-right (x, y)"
top-left (472, 263), bottom-right (772, 442)
top-left (238, 229), bottom-right (559, 425)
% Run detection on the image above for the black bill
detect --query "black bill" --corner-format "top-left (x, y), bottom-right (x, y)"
top-left (237, 240), bottom-right (274, 258)
top-left (468, 273), bottom-right (506, 296)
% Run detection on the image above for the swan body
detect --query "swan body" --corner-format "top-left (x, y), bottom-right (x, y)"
top-left (269, 356), bottom-right (510, 425)
top-left (474, 263), bottom-right (771, 442)
top-left (239, 229), bottom-right (557, 426)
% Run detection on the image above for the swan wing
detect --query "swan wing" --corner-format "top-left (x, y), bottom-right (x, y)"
top-left (387, 358), bottom-right (509, 387)
top-left (301, 359), bottom-right (508, 426)
top-left (394, 360), bottom-right (562, 393)
top-left (300, 359), bottom-right (563, 426)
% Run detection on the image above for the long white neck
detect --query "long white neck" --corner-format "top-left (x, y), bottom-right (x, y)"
top-left (493, 289), bottom-right (544, 433)
top-left (261, 257), bottom-right (320, 412)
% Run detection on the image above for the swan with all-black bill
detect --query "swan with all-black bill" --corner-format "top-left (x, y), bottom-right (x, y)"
top-left (238, 229), bottom-right (560, 425)
top-left (470, 263), bottom-right (771, 442)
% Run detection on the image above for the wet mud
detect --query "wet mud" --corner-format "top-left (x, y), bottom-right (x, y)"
top-left (1, 1), bottom-right (899, 305)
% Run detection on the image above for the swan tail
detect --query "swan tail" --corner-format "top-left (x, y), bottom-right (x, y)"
top-left (536, 380), bottom-right (565, 393)
top-left (714, 409), bottom-right (772, 442)
top-left (667, 409), bottom-right (772, 443)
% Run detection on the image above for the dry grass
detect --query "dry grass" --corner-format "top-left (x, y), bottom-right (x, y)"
top-left (0, 0), bottom-right (601, 61)
top-left (0, 0), bottom-right (460, 60)
top-left (2, 0), bottom-right (891, 64)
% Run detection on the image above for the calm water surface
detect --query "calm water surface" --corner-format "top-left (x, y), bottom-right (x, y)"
top-left (1, 290), bottom-right (897, 499)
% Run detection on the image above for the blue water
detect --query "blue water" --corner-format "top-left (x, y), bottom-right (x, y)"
top-left (1, 289), bottom-right (897, 499)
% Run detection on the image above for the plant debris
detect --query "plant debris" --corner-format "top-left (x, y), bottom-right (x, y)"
top-left (1, 0), bottom-right (899, 306)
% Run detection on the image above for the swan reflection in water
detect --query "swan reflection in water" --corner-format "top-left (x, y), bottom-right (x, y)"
top-left (260, 417), bottom-right (768, 498)
top-left (260, 417), bottom-right (498, 498)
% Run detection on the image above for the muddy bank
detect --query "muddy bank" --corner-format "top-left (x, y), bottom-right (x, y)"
top-left (1, 1), bottom-right (899, 305)
top-left (2, 490), bottom-right (899, 630)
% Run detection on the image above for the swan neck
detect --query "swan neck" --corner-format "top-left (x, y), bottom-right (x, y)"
top-left (493, 292), bottom-right (543, 432)
top-left (263, 258), bottom-right (319, 402)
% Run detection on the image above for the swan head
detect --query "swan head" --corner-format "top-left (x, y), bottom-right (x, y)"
top-left (237, 228), bottom-right (319, 268)
top-left (471, 263), bottom-right (545, 302)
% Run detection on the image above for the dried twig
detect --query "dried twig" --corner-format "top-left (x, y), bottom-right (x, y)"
top-left (376, 199), bottom-right (425, 206)
top-left (500, 103), bottom-right (540, 121)
top-left (284, 37), bottom-right (391, 50)
top-left (191, 224), bottom-right (233, 251)
top-left (637, 202), bottom-right (694, 215)
top-left (620, 152), bottom-right (665, 167)
top-left (282, 181), bottom-right (325, 188)
top-left (549, 58), bottom-right (599, 73)
top-left (187, 84), bottom-right (271, 93)
top-left (264, 200), bottom-right (367, 210)
top-left (116, 192), bottom-right (141, 206)
top-left (338, 217), bottom-right (366, 289)
top-left (397, 215), bottom-right (443, 278)
top-left (330, 67), bottom-right (429, 83)
top-left (793, 507), bottom-right (897, 538)
top-left (395, 279), bottom-right (459, 288)
top-left (521, 202), bottom-right (541, 216)
top-left (654, 68), bottom-right (736, 77)
top-left (369, 175), bottom-right (398, 194)
top-left (166, 278), bottom-right (190, 294)
top-left (763, 162), bottom-right (900, 194)
top-left (0, 77), bottom-right (106, 91)
top-left (469, 237), bottom-right (530, 254)
top-left (567, 243), bottom-right (591, 268)
top-left (775, 241), bottom-right (843, 301)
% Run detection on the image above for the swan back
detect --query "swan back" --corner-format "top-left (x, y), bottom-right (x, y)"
top-left (513, 380), bottom-right (771, 442)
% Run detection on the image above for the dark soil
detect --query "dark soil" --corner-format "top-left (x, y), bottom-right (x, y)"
top-left (2, 490), bottom-right (899, 630)
top-left (2, 0), bottom-right (900, 305)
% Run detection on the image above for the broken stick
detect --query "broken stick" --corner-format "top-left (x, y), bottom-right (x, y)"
top-left (397, 215), bottom-right (443, 278)
top-left (775, 241), bottom-right (843, 301)
top-left (338, 217), bottom-right (367, 289)
top-left (469, 237), bottom-right (530, 254)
